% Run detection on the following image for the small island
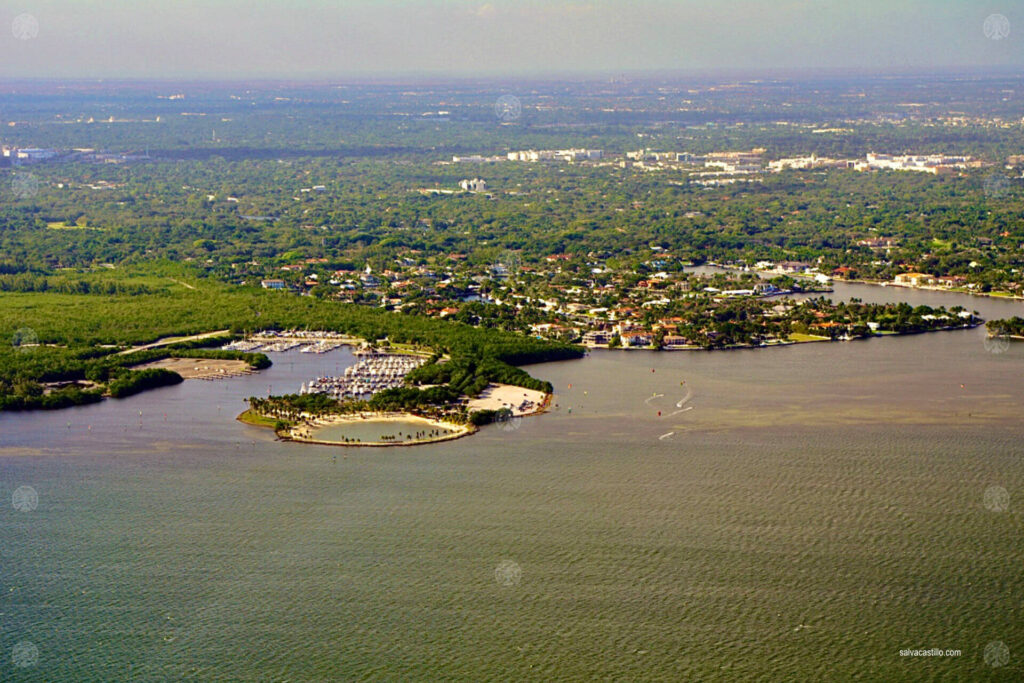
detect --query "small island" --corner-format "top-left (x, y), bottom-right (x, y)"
top-left (580, 297), bottom-right (981, 350)
top-left (986, 316), bottom-right (1024, 341)
top-left (242, 373), bottom-right (549, 447)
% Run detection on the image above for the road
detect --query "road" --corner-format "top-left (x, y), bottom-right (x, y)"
top-left (116, 330), bottom-right (231, 356)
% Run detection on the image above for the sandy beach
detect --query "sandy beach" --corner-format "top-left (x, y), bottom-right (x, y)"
top-left (467, 383), bottom-right (549, 416)
top-left (137, 357), bottom-right (254, 380)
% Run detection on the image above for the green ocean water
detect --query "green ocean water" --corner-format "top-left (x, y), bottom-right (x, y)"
top-left (1, 284), bottom-right (1022, 681)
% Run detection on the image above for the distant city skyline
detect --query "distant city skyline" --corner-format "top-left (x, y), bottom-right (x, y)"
top-left (1, 1), bottom-right (1021, 79)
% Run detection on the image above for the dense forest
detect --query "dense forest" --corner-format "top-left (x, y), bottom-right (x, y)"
top-left (0, 267), bottom-right (580, 410)
top-left (3, 157), bottom-right (1023, 289)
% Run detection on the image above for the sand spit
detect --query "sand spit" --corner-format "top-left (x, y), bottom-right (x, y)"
top-left (137, 357), bottom-right (255, 380)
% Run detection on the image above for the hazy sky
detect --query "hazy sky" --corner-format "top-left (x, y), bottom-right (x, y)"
top-left (1, 1), bottom-right (1021, 79)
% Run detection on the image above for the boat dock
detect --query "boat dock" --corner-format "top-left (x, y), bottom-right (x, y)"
top-left (223, 330), bottom-right (360, 354)
top-left (301, 353), bottom-right (427, 400)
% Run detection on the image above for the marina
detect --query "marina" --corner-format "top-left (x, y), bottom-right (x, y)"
top-left (222, 329), bottom-right (360, 354)
top-left (300, 352), bottom-right (427, 400)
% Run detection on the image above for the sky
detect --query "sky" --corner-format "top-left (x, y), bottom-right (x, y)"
top-left (0, 0), bottom-right (1021, 79)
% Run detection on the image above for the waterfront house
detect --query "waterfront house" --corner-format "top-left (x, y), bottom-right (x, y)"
top-left (936, 275), bottom-right (967, 287)
top-left (621, 332), bottom-right (654, 347)
top-left (662, 335), bottom-right (690, 348)
top-left (894, 272), bottom-right (935, 286)
top-left (778, 261), bottom-right (811, 273)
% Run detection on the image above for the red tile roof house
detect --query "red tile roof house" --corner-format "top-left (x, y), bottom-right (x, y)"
top-left (620, 332), bottom-right (654, 347)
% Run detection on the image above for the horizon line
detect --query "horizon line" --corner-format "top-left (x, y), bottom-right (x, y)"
top-left (2, 65), bottom-right (1023, 87)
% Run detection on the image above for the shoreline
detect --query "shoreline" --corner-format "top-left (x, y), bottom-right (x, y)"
top-left (869, 280), bottom-right (1024, 301)
top-left (244, 410), bottom-right (477, 447)
top-left (467, 384), bottom-right (550, 416)
top-left (580, 324), bottom-right (979, 352)
top-left (706, 263), bottom-right (1024, 301)
top-left (135, 357), bottom-right (256, 380)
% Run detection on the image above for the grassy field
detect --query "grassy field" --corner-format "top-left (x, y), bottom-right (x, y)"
top-left (236, 408), bottom-right (281, 429)
top-left (787, 333), bottom-right (831, 342)
top-left (46, 221), bottom-right (105, 230)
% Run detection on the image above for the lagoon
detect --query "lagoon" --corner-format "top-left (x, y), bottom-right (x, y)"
top-left (304, 416), bottom-right (462, 445)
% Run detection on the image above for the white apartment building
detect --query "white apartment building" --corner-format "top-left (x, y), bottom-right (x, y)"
top-left (459, 178), bottom-right (487, 192)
